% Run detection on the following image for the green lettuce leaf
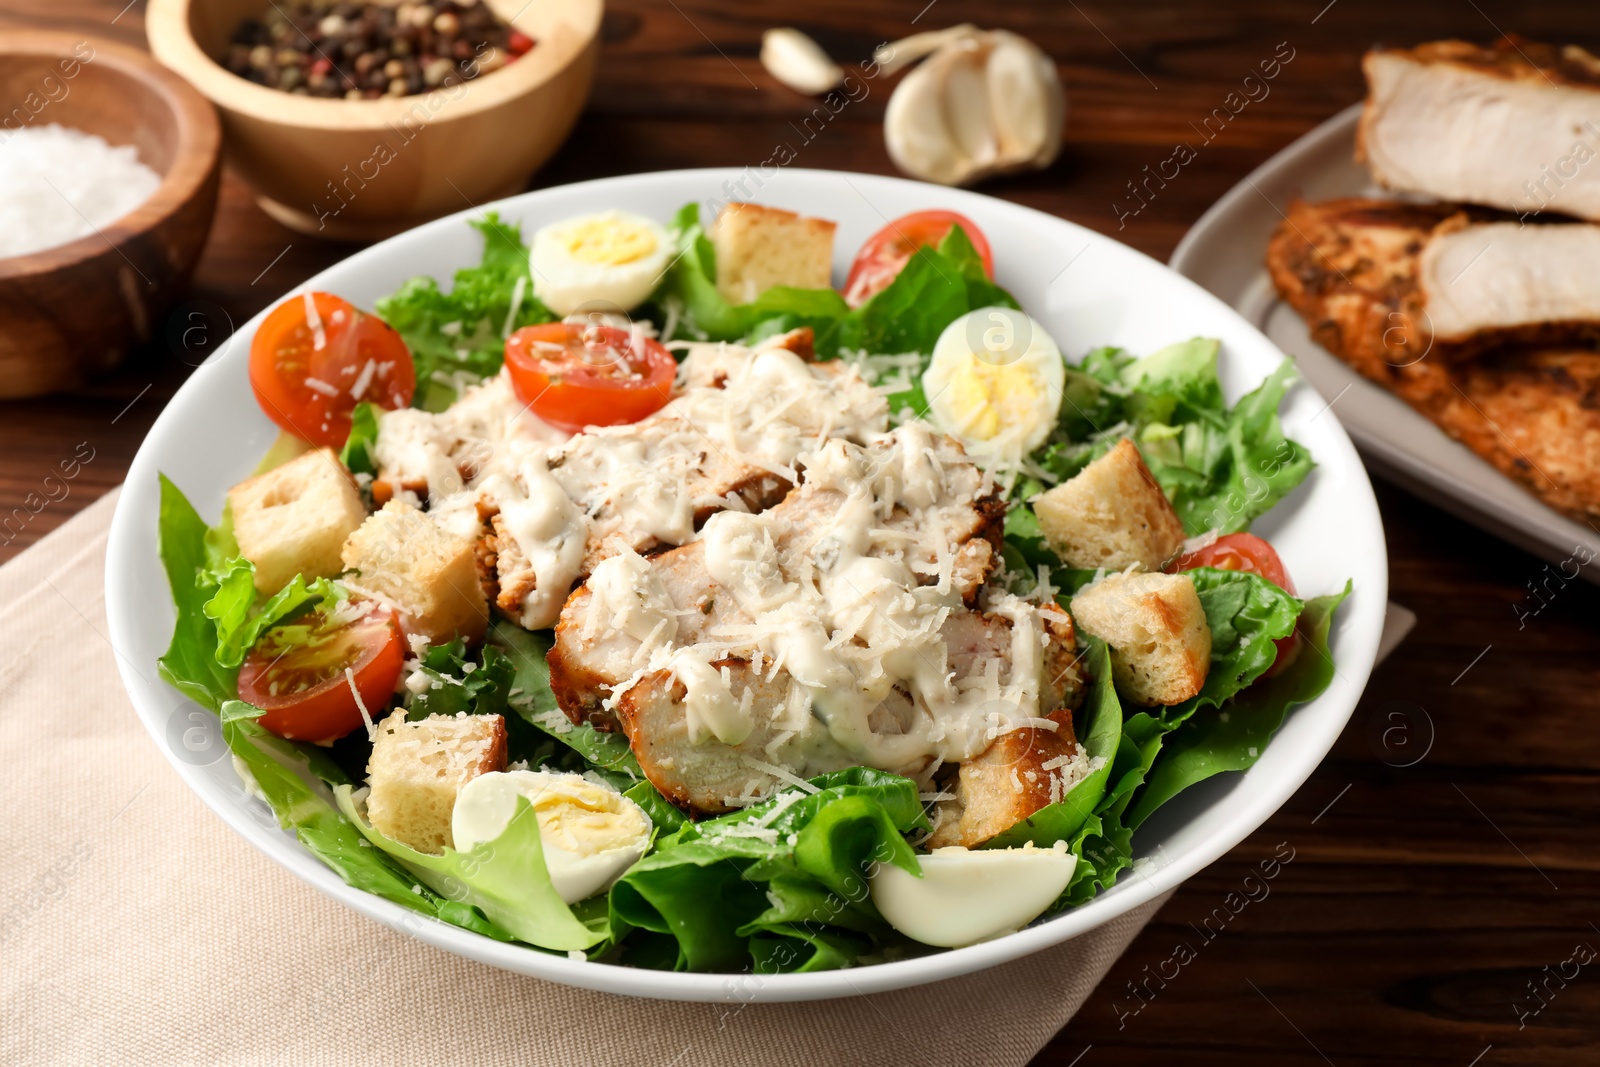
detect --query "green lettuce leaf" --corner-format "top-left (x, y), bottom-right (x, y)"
top-left (157, 474), bottom-right (239, 710)
top-left (1127, 582), bottom-right (1350, 827)
top-left (1160, 567), bottom-right (1303, 728)
top-left (334, 784), bottom-right (606, 951)
top-left (375, 213), bottom-right (555, 411)
top-left (339, 400), bottom-right (381, 476)
top-left (987, 634), bottom-right (1122, 848)
top-left (405, 637), bottom-right (517, 720)
top-left (487, 620), bottom-right (645, 780)
top-left (203, 562), bottom-right (345, 670)
top-left (1030, 344), bottom-right (1313, 536)
top-left (609, 768), bottom-right (924, 972)
top-left (227, 718), bottom-right (509, 937)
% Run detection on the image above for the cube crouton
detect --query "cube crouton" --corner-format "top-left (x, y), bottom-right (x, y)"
top-left (1033, 438), bottom-right (1187, 572)
top-left (927, 709), bottom-right (1083, 849)
top-left (711, 202), bottom-right (836, 304)
top-left (228, 448), bottom-right (367, 594)
top-left (341, 500), bottom-right (489, 644)
top-left (1071, 571), bottom-right (1211, 706)
top-left (366, 711), bottom-right (507, 854)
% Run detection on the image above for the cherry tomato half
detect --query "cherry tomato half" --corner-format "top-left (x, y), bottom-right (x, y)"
top-left (504, 321), bottom-right (676, 433)
top-left (249, 292), bottom-right (415, 449)
top-left (842, 210), bottom-right (995, 307)
top-left (238, 600), bottom-right (405, 744)
top-left (1169, 533), bottom-right (1301, 676)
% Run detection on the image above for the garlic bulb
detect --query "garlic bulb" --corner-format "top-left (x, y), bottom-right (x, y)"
top-left (882, 27), bottom-right (1065, 187)
top-left (761, 28), bottom-right (844, 95)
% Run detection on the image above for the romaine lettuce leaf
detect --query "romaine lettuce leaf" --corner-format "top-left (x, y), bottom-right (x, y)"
top-left (987, 635), bottom-right (1121, 848)
top-left (203, 561), bottom-right (344, 670)
top-left (339, 400), bottom-right (381, 476)
top-left (1126, 582), bottom-right (1350, 827)
top-left (1031, 344), bottom-right (1313, 535)
top-left (156, 474), bottom-right (239, 710)
top-left (1159, 567), bottom-right (1303, 728)
top-left (487, 620), bottom-right (645, 780)
top-left (227, 717), bottom-right (511, 937)
top-left (335, 785), bottom-right (606, 951)
top-left (375, 214), bottom-right (554, 411)
top-left (609, 768), bottom-right (924, 972)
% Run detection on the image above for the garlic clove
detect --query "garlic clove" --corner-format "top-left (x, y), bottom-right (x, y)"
top-left (885, 55), bottom-right (973, 186)
top-left (986, 32), bottom-right (1066, 168)
top-left (942, 46), bottom-right (999, 167)
top-left (874, 23), bottom-right (979, 76)
top-left (881, 27), bottom-right (1066, 187)
top-left (761, 28), bottom-right (844, 95)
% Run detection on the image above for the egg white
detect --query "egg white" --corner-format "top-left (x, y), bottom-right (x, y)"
top-left (452, 770), bottom-right (652, 904)
top-left (921, 306), bottom-right (1065, 463)
top-left (530, 210), bottom-right (673, 317)
top-left (870, 842), bottom-right (1077, 948)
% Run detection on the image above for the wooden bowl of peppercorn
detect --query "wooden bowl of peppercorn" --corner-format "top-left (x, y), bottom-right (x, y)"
top-left (146, 0), bottom-right (602, 240)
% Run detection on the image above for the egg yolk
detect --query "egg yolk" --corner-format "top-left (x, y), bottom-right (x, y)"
top-left (562, 220), bottom-right (658, 266)
top-left (943, 359), bottom-right (1046, 441)
top-left (529, 783), bottom-right (650, 855)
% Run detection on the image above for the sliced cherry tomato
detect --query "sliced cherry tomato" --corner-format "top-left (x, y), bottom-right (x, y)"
top-left (842, 210), bottom-right (995, 307)
top-left (503, 321), bottom-right (676, 433)
top-left (238, 600), bottom-right (405, 744)
top-left (1169, 533), bottom-right (1301, 676)
top-left (249, 292), bottom-right (415, 449)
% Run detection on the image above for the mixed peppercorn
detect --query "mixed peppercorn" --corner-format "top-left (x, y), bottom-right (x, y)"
top-left (223, 0), bottom-right (534, 100)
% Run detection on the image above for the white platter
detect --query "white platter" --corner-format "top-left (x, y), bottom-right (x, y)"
top-left (1171, 103), bottom-right (1600, 584)
top-left (105, 168), bottom-right (1386, 1002)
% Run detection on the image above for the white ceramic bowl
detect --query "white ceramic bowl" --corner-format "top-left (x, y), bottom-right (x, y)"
top-left (105, 168), bottom-right (1387, 1002)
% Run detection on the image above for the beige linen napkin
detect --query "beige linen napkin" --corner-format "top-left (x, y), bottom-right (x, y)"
top-left (1, 488), bottom-right (1178, 1067)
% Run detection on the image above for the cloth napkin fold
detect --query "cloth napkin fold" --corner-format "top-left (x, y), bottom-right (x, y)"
top-left (0, 488), bottom-right (1174, 1067)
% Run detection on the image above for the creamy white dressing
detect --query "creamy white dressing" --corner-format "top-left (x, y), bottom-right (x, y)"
top-left (480, 459), bottom-right (587, 630)
top-left (370, 338), bottom-right (889, 629)
top-left (602, 427), bottom-right (1052, 774)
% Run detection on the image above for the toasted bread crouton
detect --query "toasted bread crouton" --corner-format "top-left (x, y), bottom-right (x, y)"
top-left (341, 500), bottom-right (489, 644)
top-left (228, 448), bottom-right (367, 594)
top-left (1033, 439), bottom-right (1187, 572)
top-left (927, 708), bottom-right (1083, 849)
top-left (711, 203), bottom-right (836, 304)
top-left (366, 711), bottom-right (507, 854)
top-left (1071, 571), bottom-right (1211, 706)
top-left (928, 605), bottom-right (1089, 848)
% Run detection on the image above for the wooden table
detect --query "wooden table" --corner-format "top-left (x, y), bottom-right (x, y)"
top-left (4, 1), bottom-right (1598, 1062)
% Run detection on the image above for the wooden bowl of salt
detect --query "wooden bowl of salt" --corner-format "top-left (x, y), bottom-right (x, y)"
top-left (0, 32), bottom-right (221, 398)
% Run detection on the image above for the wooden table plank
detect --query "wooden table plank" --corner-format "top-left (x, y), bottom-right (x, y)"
top-left (1, 2), bottom-right (1597, 1063)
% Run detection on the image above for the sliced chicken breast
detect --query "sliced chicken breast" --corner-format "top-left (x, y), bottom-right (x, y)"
top-left (1419, 219), bottom-right (1600, 351)
top-left (1267, 197), bottom-right (1600, 521)
top-left (1359, 38), bottom-right (1600, 222)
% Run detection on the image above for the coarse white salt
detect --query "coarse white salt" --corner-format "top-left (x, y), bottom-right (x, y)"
top-left (0, 124), bottom-right (162, 258)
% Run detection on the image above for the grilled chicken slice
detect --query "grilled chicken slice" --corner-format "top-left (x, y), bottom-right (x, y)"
top-left (1435, 349), bottom-right (1600, 521)
top-left (1268, 197), bottom-right (1600, 521)
top-left (1266, 197), bottom-right (1463, 401)
top-left (1421, 219), bottom-right (1600, 354)
top-left (373, 339), bottom-right (889, 630)
top-left (548, 430), bottom-right (1007, 730)
top-left (546, 426), bottom-right (1081, 817)
top-left (614, 604), bottom-right (1084, 815)
top-left (1360, 37), bottom-right (1600, 221)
